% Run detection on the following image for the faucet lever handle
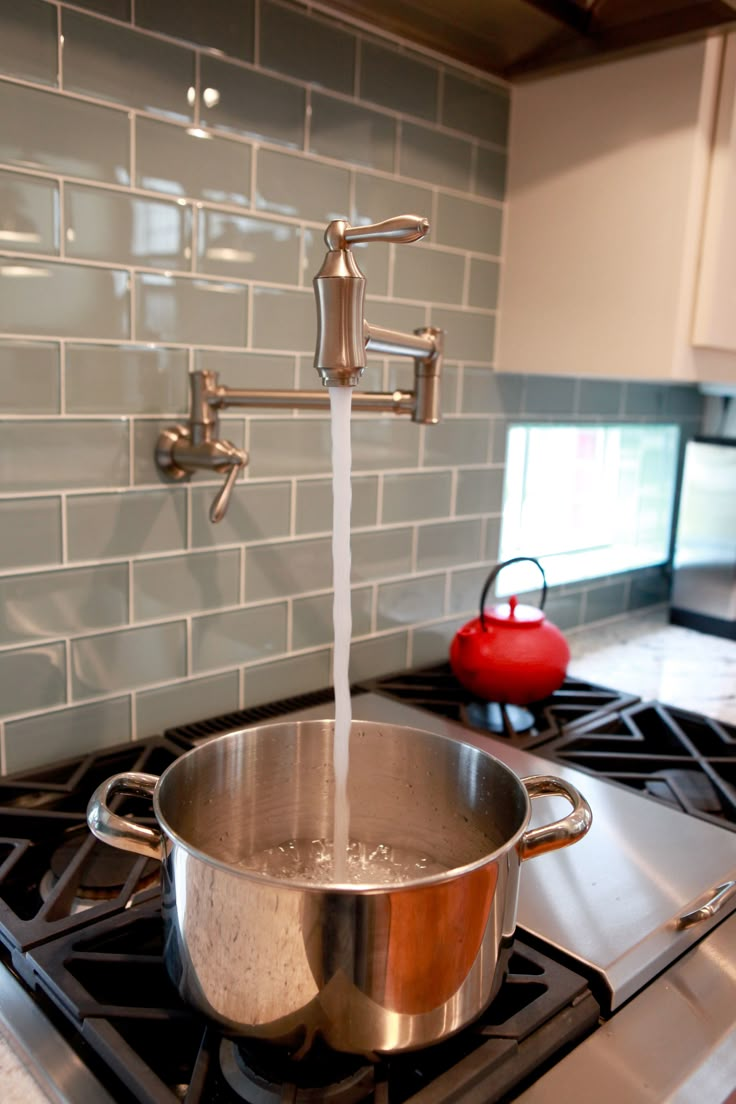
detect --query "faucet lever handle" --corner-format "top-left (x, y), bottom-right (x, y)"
top-left (210, 457), bottom-right (245, 524)
top-left (343, 215), bottom-right (429, 246)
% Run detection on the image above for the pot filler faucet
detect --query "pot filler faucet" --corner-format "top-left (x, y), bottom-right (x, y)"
top-left (155, 215), bottom-right (444, 522)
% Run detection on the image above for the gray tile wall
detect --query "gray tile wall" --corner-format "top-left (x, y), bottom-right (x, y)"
top-left (0, 0), bottom-right (703, 772)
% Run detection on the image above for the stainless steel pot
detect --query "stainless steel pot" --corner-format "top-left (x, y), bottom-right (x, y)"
top-left (87, 720), bottom-right (591, 1056)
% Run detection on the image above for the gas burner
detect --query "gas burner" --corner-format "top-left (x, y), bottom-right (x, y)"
top-left (38, 828), bottom-right (159, 914)
top-left (462, 701), bottom-right (536, 736)
top-left (219, 1040), bottom-right (375, 1103)
top-left (355, 663), bottom-right (639, 746)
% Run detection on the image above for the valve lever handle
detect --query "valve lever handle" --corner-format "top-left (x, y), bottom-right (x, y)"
top-left (343, 216), bottom-right (429, 246)
top-left (210, 461), bottom-right (242, 524)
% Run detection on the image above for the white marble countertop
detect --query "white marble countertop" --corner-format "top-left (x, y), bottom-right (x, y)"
top-left (566, 606), bottom-right (736, 724)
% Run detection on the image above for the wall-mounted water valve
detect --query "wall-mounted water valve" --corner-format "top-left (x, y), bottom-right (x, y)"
top-left (155, 214), bottom-right (444, 521)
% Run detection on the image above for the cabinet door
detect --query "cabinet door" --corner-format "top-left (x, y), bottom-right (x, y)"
top-left (693, 33), bottom-right (736, 353)
top-left (498, 38), bottom-right (720, 380)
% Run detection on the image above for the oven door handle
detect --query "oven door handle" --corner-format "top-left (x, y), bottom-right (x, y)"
top-left (677, 879), bottom-right (736, 930)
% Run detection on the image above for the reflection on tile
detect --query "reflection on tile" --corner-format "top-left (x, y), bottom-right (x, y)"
top-left (135, 0), bottom-right (254, 60)
top-left (544, 589), bottom-right (583, 631)
top-left (134, 550), bottom-right (240, 619)
top-left (376, 574), bottom-right (445, 630)
top-left (578, 379), bottom-right (622, 416)
top-left (194, 350), bottom-right (295, 390)
top-left (583, 581), bottom-right (628, 624)
top-left (245, 537), bottom-right (331, 601)
top-left (310, 93), bottom-right (396, 171)
top-left (449, 566), bottom-right (489, 614)
top-left (352, 418), bottom-right (420, 472)
top-left (524, 375), bottom-right (577, 415)
top-left (442, 74), bottom-right (510, 146)
top-left (0, 169), bottom-right (59, 255)
top-left (456, 468), bottom-right (504, 514)
top-left (382, 471), bottom-right (452, 523)
top-left (429, 307), bottom-right (495, 363)
top-left (0, 420), bottom-right (129, 491)
top-left (252, 286), bottom-right (314, 352)
top-left (295, 476), bottom-right (378, 533)
top-left (410, 617), bottom-right (463, 668)
top-left (0, 498), bottom-right (62, 570)
top-left (0, 642), bottom-right (66, 716)
top-left (65, 186), bottom-right (192, 268)
top-left (72, 621), bottom-right (186, 699)
top-left (393, 246), bottom-right (464, 305)
top-left (5, 696), bottom-right (131, 773)
top-left (260, 1), bottom-right (355, 93)
top-left (462, 369), bottom-right (523, 414)
top-left (0, 82), bottom-right (129, 183)
top-left (256, 148), bottom-right (349, 222)
top-left (359, 40), bottom-right (438, 121)
top-left (400, 123), bottom-right (472, 192)
top-left (423, 418), bottom-right (490, 466)
top-left (416, 518), bottom-right (483, 570)
top-left (136, 273), bottom-right (247, 346)
top-left (352, 528), bottom-right (413, 581)
top-left (0, 564), bottom-right (128, 645)
top-left (467, 258), bottom-right (500, 310)
top-left (66, 344), bottom-right (187, 415)
top-left (243, 650), bottom-right (331, 707)
top-left (475, 147), bottom-right (507, 201)
top-left (0, 0), bottom-right (58, 85)
top-left (485, 515), bottom-right (501, 561)
top-left (0, 260), bottom-right (129, 339)
top-left (353, 174), bottom-right (433, 226)
top-left (198, 210), bottom-right (300, 282)
top-left (191, 481), bottom-right (291, 546)
top-left (350, 631), bottom-right (408, 681)
top-left (67, 489), bottom-right (187, 560)
top-left (136, 118), bottom-right (251, 205)
top-left (192, 602), bottom-right (287, 671)
top-left (292, 588), bottom-right (371, 649)
top-left (137, 670), bottom-right (240, 738)
top-left (200, 55), bottom-right (305, 147)
top-left (0, 339), bottom-right (59, 413)
top-left (435, 194), bottom-right (502, 255)
top-left (62, 10), bottom-right (193, 120)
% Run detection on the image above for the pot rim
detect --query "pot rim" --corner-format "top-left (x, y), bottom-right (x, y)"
top-left (151, 719), bottom-right (533, 894)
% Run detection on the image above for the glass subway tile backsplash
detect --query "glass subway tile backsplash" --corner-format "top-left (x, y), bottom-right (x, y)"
top-left (0, 0), bottom-right (703, 771)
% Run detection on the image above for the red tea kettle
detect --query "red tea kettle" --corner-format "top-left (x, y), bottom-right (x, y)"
top-left (450, 557), bottom-right (570, 706)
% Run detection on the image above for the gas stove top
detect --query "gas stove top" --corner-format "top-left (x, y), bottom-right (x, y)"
top-left (1, 666), bottom-right (735, 1103)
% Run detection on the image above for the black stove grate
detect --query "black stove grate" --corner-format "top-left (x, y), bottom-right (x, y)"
top-left (25, 901), bottom-right (599, 1104)
top-left (537, 701), bottom-right (736, 831)
top-left (0, 737), bottom-right (190, 954)
top-left (358, 663), bottom-right (638, 747)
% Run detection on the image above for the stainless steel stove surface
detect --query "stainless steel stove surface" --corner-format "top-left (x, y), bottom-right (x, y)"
top-left (0, 668), bottom-right (735, 1104)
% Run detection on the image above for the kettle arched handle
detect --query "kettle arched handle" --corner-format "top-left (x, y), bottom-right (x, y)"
top-left (479, 556), bottom-right (548, 632)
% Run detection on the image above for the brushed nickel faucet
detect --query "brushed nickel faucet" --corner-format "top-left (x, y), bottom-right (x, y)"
top-left (155, 214), bottom-right (444, 522)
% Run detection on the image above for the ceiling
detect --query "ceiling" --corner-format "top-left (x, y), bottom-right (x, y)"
top-left (329, 0), bottom-right (736, 79)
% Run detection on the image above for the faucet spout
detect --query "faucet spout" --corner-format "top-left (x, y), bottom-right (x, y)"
top-left (313, 215), bottom-right (440, 389)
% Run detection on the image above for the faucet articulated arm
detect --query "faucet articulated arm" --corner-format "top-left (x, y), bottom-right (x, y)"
top-left (155, 214), bottom-right (445, 522)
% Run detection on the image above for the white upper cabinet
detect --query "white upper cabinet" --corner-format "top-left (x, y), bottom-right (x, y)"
top-left (693, 34), bottom-right (736, 357)
top-left (498, 34), bottom-right (736, 383)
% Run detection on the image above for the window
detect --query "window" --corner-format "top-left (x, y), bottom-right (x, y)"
top-left (498, 423), bottom-right (680, 594)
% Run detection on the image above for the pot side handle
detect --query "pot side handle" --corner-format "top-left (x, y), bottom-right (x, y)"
top-left (87, 772), bottom-right (163, 861)
top-left (519, 775), bottom-right (592, 861)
